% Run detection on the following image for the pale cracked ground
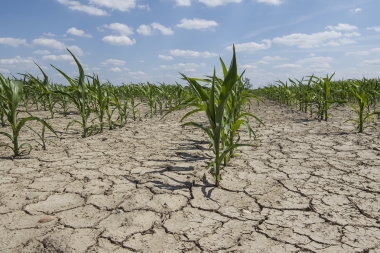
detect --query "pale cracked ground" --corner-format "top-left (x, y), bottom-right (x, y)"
top-left (1, 100), bottom-right (380, 253)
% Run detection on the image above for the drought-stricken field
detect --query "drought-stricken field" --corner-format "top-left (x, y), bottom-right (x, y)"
top-left (1, 100), bottom-right (380, 253)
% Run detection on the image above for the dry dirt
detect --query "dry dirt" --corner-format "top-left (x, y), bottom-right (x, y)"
top-left (1, 100), bottom-right (380, 253)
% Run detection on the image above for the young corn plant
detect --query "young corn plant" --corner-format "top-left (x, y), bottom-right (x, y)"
top-left (52, 48), bottom-right (93, 137)
top-left (27, 124), bottom-right (56, 150)
top-left (310, 73), bottom-right (346, 121)
top-left (24, 63), bottom-right (57, 119)
top-left (165, 46), bottom-right (254, 186)
top-left (347, 79), bottom-right (380, 133)
top-left (0, 74), bottom-right (57, 157)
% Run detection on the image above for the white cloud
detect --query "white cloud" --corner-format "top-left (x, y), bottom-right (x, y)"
top-left (0, 56), bottom-right (35, 66)
top-left (67, 27), bottom-right (92, 38)
top-left (360, 60), bottom-right (380, 65)
top-left (128, 71), bottom-right (146, 75)
top-left (137, 25), bottom-right (153, 35)
top-left (262, 56), bottom-right (287, 61)
top-left (176, 18), bottom-right (218, 30)
top-left (151, 23), bottom-right (174, 35)
top-left (0, 37), bottom-right (27, 47)
top-left (88, 0), bottom-right (136, 11)
top-left (198, 0), bottom-right (242, 7)
top-left (295, 56), bottom-right (333, 65)
top-left (137, 4), bottom-right (150, 11)
top-left (110, 67), bottom-right (122, 72)
top-left (371, 48), bottom-right (380, 53)
top-left (367, 26), bottom-right (380, 32)
top-left (294, 56), bottom-right (333, 72)
top-left (67, 45), bottom-right (84, 56)
top-left (273, 31), bottom-right (342, 48)
top-left (160, 62), bottom-right (206, 70)
top-left (175, 0), bottom-right (191, 6)
top-left (345, 51), bottom-right (370, 56)
top-left (226, 40), bottom-right (271, 52)
top-left (33, 50), bottom-right (51, 55)
top-left (103, 23), bottom-right (134, 35)
top-left (101, 59), bottom-right (126, 65)
top-left (33, 38), bottom-right (66, 50)
top-left (326, 23), bottom-right (357, 31)
top-left (102, 35), bottom-right (136, 46)
top-left (256, 0), bottom-right (283, 5)
top-left (240, 64), bottom-right (257, 69)
top-left (42, 54), bottom-right (73, 61)
top-left (0, 68), bottom-right (10, 73)
top-left (338, 38), bottom-right (355, 45)
top-left (170, 49), bottom-right (218, 58)
top-left (159, 55), bottom-right (173, 60)
top-left (56, 0), bottom-right (108, 16)
top-left (273, 64), bottom-right (302, 69)
top-left (32, 38), bottom-right (83, 56)
top-left (343, 32), bottom-right (360, 37)
top-left (350, 8), bottom-right (361, 13)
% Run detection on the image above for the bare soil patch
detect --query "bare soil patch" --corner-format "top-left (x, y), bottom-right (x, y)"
top-left (1, 101), bottom-right (380, 252)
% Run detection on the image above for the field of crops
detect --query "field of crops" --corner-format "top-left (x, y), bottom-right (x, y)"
top-left (1, 49), bottom-right (380, 252)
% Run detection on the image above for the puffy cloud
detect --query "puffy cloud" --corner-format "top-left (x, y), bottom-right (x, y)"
top-left (367, 26), bottom-right (380, 32)
top-left (137, 23), bottom-right (173, 35)
top-left (256, 0), bottom-right (283, 5)
top-left (262, 56), bottom-right (287, 61)
top-left (176, 18), bottom-right (218, 30)
top-left (160, 62), bottom-right (206, 70)
top-left (175, 0), bottom-right (191, 6)
top-left (66, 27), bottom-right (93, 38)
top-left (137, 25), bottom-right (153, 35)
top-left (345, 51), bottom-right (370, 56)
top-left (198, 0), bottom-right (242, 7)
top-left (33, 38), bottom-right (66, 50)
top-left (88, 0), bottom-right (136, 11)
top-left (56, 0), bottom-right (108, 16)
top-left (101, 59), bottom-right (126, 65)
top-left (102, 35), bottom-right (136, 45)
top-left (33, 50), bottom-right (51, 55)
top-left (273, 31), bottom-right (342, 48)
top-left (273, 64), bottom-right (302, 69)
top-left (360, 60), bottom-right (380, 65)
top-left (103, 23), bottom-right (133, 35)
top-left (110, 67), bottom-right (122, 72)
top-left (0, 37), bottom-right (27, 47)
top-left (226, 40), bottom-right (271, 52)
top-left (0, 56), bottom-right (35, 66)
top-left (151, 22), bottom-right (174, 35)
top-left (326, 23), bottom-right (357, 31)
top-left (42, 54), bottom-right (73, 61)
top-left (67, 45), bottom-right (84, 55)
top-left (137, 4), bottom-right (150, 10)
top-left (350, 8), bottom-right (361, 13)
top-left (169, 49), bottom-right (218, 58)
top-left (159, 55), bottom-right (173, 60)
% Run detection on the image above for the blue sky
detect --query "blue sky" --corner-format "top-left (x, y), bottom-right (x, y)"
top-left (0, 0), bottom-right (379, 88)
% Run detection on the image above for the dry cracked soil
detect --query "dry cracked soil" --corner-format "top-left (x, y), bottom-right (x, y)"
top-left (1, 100), bottom-right (380, 253)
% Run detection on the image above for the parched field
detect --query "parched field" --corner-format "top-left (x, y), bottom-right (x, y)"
top-left (1, 100), bottom-right (380, 253)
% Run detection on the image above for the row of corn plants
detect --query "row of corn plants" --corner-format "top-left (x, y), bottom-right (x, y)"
top-left (0, 48), bottom-right (193, 157)
top-left (254, 74), bottom-right (380, 133)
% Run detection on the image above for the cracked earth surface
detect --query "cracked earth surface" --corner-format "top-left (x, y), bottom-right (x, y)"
top-left (1, 100), bottom-right (380, 252)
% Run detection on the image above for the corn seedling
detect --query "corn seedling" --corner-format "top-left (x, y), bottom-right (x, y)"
top-left (52, 48), bottom-right (93, 137)
top-left (27, 124), bottom-right (57, 150)
top-left (347, 79), bottom-right (380, 133)
top-left (0, 74), bottom-right (57, 157)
